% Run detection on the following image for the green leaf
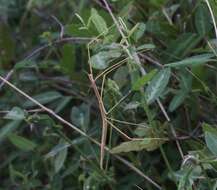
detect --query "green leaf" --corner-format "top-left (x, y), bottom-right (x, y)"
top-left (169, 70), bottom-right (193, 112)
top-left (151, 0), bottom-right (167, 7)
top-left (165, 54), bottom-right (214, 68)
top-left (91, 8), bottom-right (108, 35)
top-left (169, 91), bottom-right (188, 112)
top-left (8, 134), bottom-right (37, 151)
top-left (54, 145), bottom-right (68, 173)
top-left (177, 167), bottom-right (194, 190)
top-left (90, 50), bottom-right (121, 70)
top-left (145, 68), bottom-right (171, 104)
top-left (203, 123), bottom-right (217, 135)
top-left (0, 121), bottom-right (21, 143)
top-left (71, 103), bottom-right (90, 130)
top-left (107, 78), bottom-right (122, 96)
top-left (124, 101), bottom-right (140, 111)
top-left (4, 107), bottom-right (25, 120)
top-left (55, 97), bottom-right (72, 113)
top-left (60, 44), bottom-right (75, 76)
top-left (0, 23), bottom-right (15, 66)
top-left (195, 3), bottom-right (211, 36)
top-left (90, 52), bottom-right (109, 70)
top-left (9, 164), bottom-right (26, 184)
top-left (203, 123), bottom-right (217, 156)
top-left (136, 44), bottom-right (156, 51)
top-left (66, 23), bottom-right (95, 37)
top-left (179, 71), bottom-right (193, 91)
top-left (132, 22), bottom-right (146, 41)
top-left (205, 132), bottom-right (217, 156)
top-left (45, 143), bottom-right (69, 158)
top-left (24, 91), bottom-right (62, 108)
top-left (113, 66), bottom-right (128, 88)
top-left (111, 138), bottom-right (166, 154)
top-left (132, 69), bottom-right (157, 91)
top-left (15, 60), bottom-right (36, 69)
top-left (164, 33), bottom-right (201, 62)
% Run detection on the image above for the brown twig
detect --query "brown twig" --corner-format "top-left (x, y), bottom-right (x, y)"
top-left (88, 74), bottom-right (108, 169)
top-left (139, 53), bottom-right (163, 68)
top-left (107, 120), bottom-right (134, 141)
top-left (24, 36), bottom-right (94, 60)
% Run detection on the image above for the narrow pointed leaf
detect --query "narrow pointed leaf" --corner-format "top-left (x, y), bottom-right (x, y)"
top-left (54, 146), bottom-right (68, 173)
top-left (203, 123), bottom-right (217, 156)
top-left (111, 138), bottom-right (166, 154)
top-left (0, 121), bottom-right (21, 143)
top-left (91, 8), bottom-right (108, 35)
top-left (164, 33), bottom-right (201, 62)
top-left (132, 69), bottom-right (157, 91)
top-left (4, 107), bottom-right (25, 120)
top-left (145, 68), bottom-right (171, 104)
top-left (195, 3), bottom-right (211, 36)
top-left (169, 91), bottom-right (188, 112)
top-left (90, 50), bottom-right (121, 70)
top-left (8, 134), bottom-right (37, 151)
top-left (23, 91), bottom-right (62, 108)
top-left (165, 54), bottom-right (214, 68)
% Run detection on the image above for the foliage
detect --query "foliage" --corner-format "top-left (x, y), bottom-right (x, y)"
top-left (1, 0), bottom-right (217, 189)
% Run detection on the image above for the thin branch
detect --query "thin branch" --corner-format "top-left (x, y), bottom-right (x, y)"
top-left (106, 90), bottom-right (132, 114)
top-left (107, 117), bottom-right (148, 127)
top-left (51, 15), bottom-right (64, 39)
top-left (107, 120), bottom-right (135, 141)
top-left (88, 74), bottom-right (108, 169)
top-left (139, 53), bottom-right (163, 68)
top-left (0, 70), bottom-right (14, 90)
top-left (134, 185), bottom-right (144, 190)
top-left (24, 36), bottom-right (94, 60)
